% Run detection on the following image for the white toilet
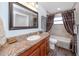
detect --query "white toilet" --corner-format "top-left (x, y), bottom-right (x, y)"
top-left (49, 37), bottom-right (57, 49)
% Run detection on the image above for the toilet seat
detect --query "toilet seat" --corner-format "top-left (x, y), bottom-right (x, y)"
top-left (49, 38), bottom-right (57, 44)
top-left (49, 37), bottom-right (57, 49)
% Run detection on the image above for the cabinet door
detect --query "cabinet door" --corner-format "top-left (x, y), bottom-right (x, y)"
top-left (30, 48), bottom-right (40, 56)
top-left (40, 42), bottom-right (46, 56)
top-left (46, 39), bottom-right (49, 55)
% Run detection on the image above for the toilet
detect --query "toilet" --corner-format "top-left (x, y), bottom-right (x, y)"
top-left (49, 37), bottom-right (57, 49)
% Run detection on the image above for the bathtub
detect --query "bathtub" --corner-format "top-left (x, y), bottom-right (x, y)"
top-left (50, 35), bottom-right (72, 49)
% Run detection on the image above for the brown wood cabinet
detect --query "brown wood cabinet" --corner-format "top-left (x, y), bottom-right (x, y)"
top-left (40, 41), bottom-right (46, 56)
top-left (19, 36), bottom-right (49, 56)
top-left (30, 48), bottom-right (40, 56)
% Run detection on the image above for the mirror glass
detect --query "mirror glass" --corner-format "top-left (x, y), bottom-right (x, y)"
top-left (9, 2), bottom-right (38, 30)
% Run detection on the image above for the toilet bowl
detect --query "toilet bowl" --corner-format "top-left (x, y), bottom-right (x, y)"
top-left (49, 37), bottom-right (57, 49)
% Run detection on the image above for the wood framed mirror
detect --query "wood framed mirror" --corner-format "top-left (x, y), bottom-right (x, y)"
top-left (9, 2), bottom-right (38, 30)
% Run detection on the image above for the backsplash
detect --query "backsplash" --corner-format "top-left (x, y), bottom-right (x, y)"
top-left (0, 35), bottom-right (6, 45)
top-left (7, 31), bottom-right (41, 43)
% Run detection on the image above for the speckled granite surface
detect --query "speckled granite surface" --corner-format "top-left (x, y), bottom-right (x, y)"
top-left (0, 32), bottom-right (49, 56)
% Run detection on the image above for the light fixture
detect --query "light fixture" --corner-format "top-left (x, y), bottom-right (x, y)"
top-left (57, 8), bottom-right (61, 10)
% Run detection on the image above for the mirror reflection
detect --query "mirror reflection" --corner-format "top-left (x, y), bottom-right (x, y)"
top-left (9, 2), bottom-right (38, 30)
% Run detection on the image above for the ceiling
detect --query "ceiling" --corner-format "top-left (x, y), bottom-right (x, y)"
top-left (39, 2), bottom-right (76, 14)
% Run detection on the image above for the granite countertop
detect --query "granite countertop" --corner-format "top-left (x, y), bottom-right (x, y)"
top-left (0, 32), bottom-right (49, 56)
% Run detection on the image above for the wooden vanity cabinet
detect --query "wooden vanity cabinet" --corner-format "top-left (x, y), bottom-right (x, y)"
top-left (46, 39), bottom-right (50, 55)
top-left (19, 36), bottom-right (49, 56)
top-left (30, 48), bottom-right (40, 56)
top-left (40, 41), bottom-right (47, 56)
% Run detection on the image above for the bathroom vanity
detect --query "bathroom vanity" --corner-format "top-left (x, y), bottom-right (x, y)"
top-left (19, 35), bottom-right (49, 56)
top-left (0, 32), bottom-right (50, 56)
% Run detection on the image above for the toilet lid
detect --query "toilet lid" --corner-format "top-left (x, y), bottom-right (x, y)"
top-left (49, 38), bottom-right (57, 43)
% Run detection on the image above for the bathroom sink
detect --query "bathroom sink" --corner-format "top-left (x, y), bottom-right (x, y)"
top-left (27, 35), bottom-right (41, 41)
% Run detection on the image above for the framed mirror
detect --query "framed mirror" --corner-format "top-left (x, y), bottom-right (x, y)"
top-left (9, 2), bottom-right (38, 30)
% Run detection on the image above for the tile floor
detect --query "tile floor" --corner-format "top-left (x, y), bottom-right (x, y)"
top-left (48, 46), bottom-right (74, 56)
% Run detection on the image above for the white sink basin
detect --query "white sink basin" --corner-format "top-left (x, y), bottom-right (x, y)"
top-left (27, 35), bottom-right (41, 41)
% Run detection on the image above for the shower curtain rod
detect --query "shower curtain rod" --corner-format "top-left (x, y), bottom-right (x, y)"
top-left (48, 8), bottom-right (76, 15)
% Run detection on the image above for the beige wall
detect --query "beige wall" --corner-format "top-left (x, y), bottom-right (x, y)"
top-left (74, 3), bottom-right (79, 25)
top-left (51, 24), bottom-right (72, 38)
top-left (74, 2), bottom-right (79, 56)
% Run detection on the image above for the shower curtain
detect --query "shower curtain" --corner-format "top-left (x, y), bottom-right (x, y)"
top-left (46, 15), bottom-right (54, 32)
top-left (62, 9), bottom-right (75, 36)
top-left (62, 9), bottom-right (75, 52)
